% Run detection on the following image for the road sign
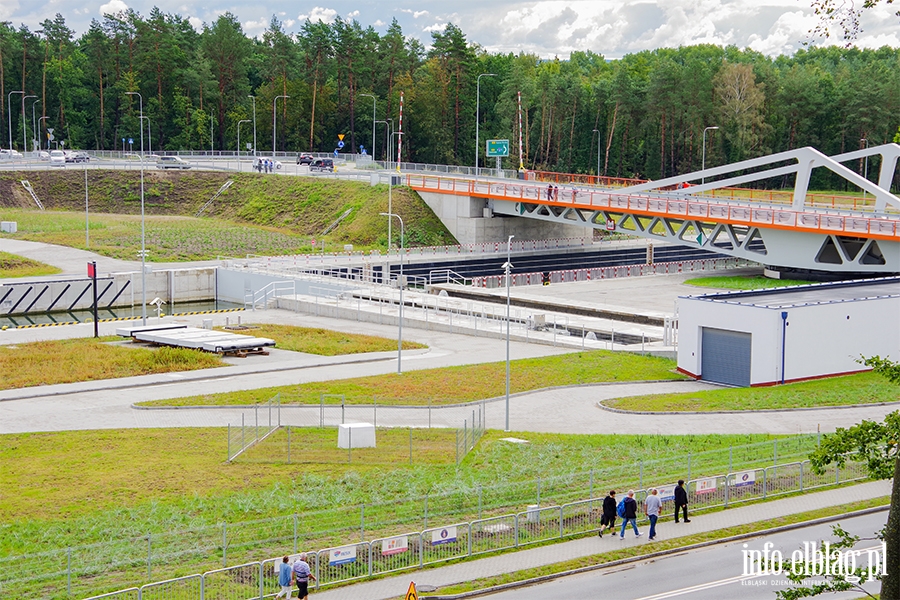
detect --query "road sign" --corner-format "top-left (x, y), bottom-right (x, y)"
top-left (338, 134), bottom-right (345, 141)
top-left (337, 140), bottom-right (345, 149)
top-left (486, 139), bottom-right (509, 157)
top-left (128, 138), bottom-right (133, 145)
top-left (310, 239), bottom-right (316, 246)
top-left (47, 128), bottom-right (54, 134)
top-left (404, 581), bottom-right (418, 600)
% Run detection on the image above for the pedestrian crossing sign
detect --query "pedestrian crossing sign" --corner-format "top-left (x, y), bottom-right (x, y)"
top-left (404, 581), bottom-right (419, 600)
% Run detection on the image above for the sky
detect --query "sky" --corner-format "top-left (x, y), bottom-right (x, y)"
top-left (2, 0), bottom-right (899, 58)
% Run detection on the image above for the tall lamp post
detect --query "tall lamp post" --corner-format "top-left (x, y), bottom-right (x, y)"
top-left (359, 93), bottom-right (376, 158)
top-left (125, 91), bottom-right (147, 325)
top-left (139, 115), bottom-right (152, 157)
top-left (503, 234), bottom-right (514, 431)
top-left (380, 211), bottom-right (404, 374)
top-left (860, 138), bottom-right (869, 201)
top-left (22, 95), bottom-right (36, 154)
top-left (701, 126), bottom-right (718, 185)
top-left (248, 95), bottom-right (257, 156)
top-left (30, 99), bottom-right (40, 152)
top-left (273, 95), bottom-right (289, 158)
top-left (237, 119), bottom-right (250, 158)
top-left (592, 128), bottom-right (600, 180)
top-left (475, 73), bottom-right (497, 177)
top-left (8, 90), bottom-right (23, 152)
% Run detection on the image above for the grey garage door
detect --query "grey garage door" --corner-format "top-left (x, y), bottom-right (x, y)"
top-left (701, 327), bottom-right (751, 387)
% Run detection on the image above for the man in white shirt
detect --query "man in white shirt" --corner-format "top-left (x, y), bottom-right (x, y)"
top-left (644, 488), bottom-right (662, 540)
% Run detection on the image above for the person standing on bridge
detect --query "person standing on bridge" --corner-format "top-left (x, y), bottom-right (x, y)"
top-left (547, 184), bottom-right (553, 200)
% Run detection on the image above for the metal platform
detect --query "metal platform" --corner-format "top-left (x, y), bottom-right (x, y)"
top-left (116, 324), bottom-right (275, 355)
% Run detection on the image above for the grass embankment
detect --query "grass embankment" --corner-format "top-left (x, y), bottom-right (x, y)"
top-left (139, 350), bottom-right (684, 407)
top-left (222, 323), bottom-right (425, 355)
top-left (0, 251), bottom-right (61, 278)
top-left (430, 497), bottom-right (891, 598)
top-left (606, 371), bottom-right (899, 412)
top-left (0, 171), bottom-right (455, 259)
top-left (684, 275), bottom-right (813, 289)
top-left (0, 338), bottom-right (225, 389)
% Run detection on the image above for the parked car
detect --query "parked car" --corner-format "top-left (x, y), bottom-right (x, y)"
top-left (252, 157), bottom-right (282, 172)
top-left (49, 150), bottom-right (66, 166)
top-left (297, 153), bottom-right (314, 165)
top-left (72, 151), bottom-right (90, 163)
top-left (0, 149), bottom-right (23, 159)
top-left (38, 150), bottom-right (50, 160)
top-left (156, 156), bottom-right (191, 169)
top-left (310, 158), bottom-right (335, 172)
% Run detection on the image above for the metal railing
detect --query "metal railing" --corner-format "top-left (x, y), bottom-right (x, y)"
top-left (227, 394), bottom-right (281, 461)
top-left (244, 280), bottom-right (296, 310)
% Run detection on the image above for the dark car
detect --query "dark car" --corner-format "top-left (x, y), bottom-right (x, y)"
top-left (297, 153), bottom-right (314, 165)
top-left (73, 151), bottom-right (90, 163)
top-left (310, 158), bottom-right (334, 172)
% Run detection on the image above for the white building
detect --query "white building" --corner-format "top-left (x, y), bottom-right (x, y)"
top-left (677, 277), bottom-right (900, 387)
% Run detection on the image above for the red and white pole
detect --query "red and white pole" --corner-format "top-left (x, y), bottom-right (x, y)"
top-left (517, 91), bottom-right (524, 172)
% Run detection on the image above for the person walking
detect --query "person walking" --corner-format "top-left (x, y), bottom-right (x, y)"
top-left (275, 556), bottom-right (292, 599)
top-left (599, 490), bottom-right (617, 537)
top-left (292, 552), bottom-right (317, 600)
top-left (644, 488), bottom-right (661, 540)
top-left (619, 490), bottom-right (641, 539)
top-left (674, 479), bottom-right (691, 523)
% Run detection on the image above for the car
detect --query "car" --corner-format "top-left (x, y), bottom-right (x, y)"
top-left (72, 151), bottom-right (90, 163)
top-left (0, 149), bottom-right (23, 159)
top-left (38, 151), bottom-right (50, 160)
top-left (297, 153), bottom-right (314, 165)
top-left (310, 158), bottom-right (335, 172)
top-left (252, 157), bottom-right (282, 172)
top-left (49, 150), bottom-right (66, 166)
top-left (156, 156), bottom-right (191, 169)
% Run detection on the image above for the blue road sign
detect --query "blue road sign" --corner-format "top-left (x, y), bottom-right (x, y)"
top-left (128, 138), bottom-right (134, 145)
top-left (337, 140), bottom-right (345, 149)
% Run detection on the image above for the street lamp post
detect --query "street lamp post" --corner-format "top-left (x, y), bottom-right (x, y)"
top-left (38, 116), bottom-right (48, 150)
top-left (7, 90), bottom-right (23, 152)
top-left (359, 93), bottom-right (376, 158)
top-left (379, 211), bottom-right (404, 374)
top-left (139, 115), bottom-right (151, 157)
top-left (860, 138), bottom-right (869, 201)
top-left (238, 119), bottom-right (251, 159)
top-left (701, 126), bottom-right (719, 185)
top-left (273, 95), bottom-right (289, 158)
top-left (125, 91), bottom-right (147, 325)
top-left (22, 95), bottom-right (36, 154)
top-left (30, 99), bottom-right (40, 153)
top-left (248, 95), bottom-right (257, 156)
top-left (592, 128), bottom-right (600, 179)
top-left (475, 73), bottom-right (497, 177)
top-left (503, 234), bottom-right (514, 431)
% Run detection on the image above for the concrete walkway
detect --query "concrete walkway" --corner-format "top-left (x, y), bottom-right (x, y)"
top-left (311, 480), bottom-right (891, 600)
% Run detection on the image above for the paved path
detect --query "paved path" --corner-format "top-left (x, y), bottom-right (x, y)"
top-left (311, 480), bottom-right (891, 600)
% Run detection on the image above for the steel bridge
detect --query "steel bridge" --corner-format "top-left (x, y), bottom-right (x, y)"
top-left (406, 144), bottom-right (900, 274)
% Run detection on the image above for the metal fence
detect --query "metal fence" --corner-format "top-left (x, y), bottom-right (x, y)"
top-left (227, 394), bottom-right (281, 461)
top-left (0, 435), bottom-right (854, 598)
top-left (79, 457), bottom-right (867, 599)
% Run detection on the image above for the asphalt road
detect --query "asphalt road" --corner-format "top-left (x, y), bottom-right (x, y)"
top-left (478, 510), bottom-right (887, 600)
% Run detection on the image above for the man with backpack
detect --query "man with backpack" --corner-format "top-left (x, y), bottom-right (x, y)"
top-left (619, 490), bottom-right (641, 539)
top-left (599, 490), bottom-right (617, 537)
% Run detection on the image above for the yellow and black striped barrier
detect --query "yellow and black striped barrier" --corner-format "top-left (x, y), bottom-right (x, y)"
top-left (11, 321), bottom-right (79, 329)
top-left (172, 308), bottom-right (245, 316)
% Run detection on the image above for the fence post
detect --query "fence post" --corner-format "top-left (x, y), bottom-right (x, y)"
top-left (293, 514), bottom-right (298, 553)
top-left (800, 462), bottom-right (804, 491)
top-left (67, 547), bottom-right (72, 595)
top-left (725, 477), bottom-right (729, 508)
top-left (259, 562), bottom-right (264, 599)
top-left (560, 506), bottom-right (564, 538)
top-left (515, 514), bottom-right (520, 547)
top-left (763, 468), bottom-right (767, 499)
top-left (222, 523), bottom-right (227, 567)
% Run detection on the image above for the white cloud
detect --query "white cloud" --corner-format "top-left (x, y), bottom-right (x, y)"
top-left (423, 22), bottom-right (447, 33)
top-left (348, 10), bottom-right (359, 18)
top-left (99, 0), bottom-right (128, 17)
top-left (373, 19), bottom-right (385, 26)
top-left (297, 6), bottom-right (337, 23)
top-left (188, 16), bottom-right (202, 30)
top-left (0, 0), bottom-right (19, 21)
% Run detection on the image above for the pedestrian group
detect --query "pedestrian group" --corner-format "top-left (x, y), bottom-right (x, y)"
top-left (274, 553), bottom-right (317, 599)
top-left (597, 479), bottom-right (691, 542)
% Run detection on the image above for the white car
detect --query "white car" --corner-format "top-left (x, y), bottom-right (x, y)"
top-left (39, 151), bottom-right (50, 160)
top-left (0, 149), bottom-right (23, 159)
top-left (49, 150), bottom-right (66, 166)
top-left (252, 157), bottom-right (282, 172)
top-left (156, 156), bottom-right (191, 169)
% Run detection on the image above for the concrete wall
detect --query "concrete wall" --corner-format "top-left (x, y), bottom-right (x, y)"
top-left (0, 267), bottom-right (216, 316)
top-left (677, 294), bottom-right (900, 385)
top-left (418, 191), bottom-right (590, 245)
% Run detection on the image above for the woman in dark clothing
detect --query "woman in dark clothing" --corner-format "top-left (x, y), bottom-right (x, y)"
top-left (599, 490), bottom-right (617, 537)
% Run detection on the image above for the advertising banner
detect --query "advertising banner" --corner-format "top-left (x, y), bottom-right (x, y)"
top-left (696, 477), bottom-right (718, 494)
top-left (382, 535), bottom-right (409, 556)
top-left (329, 545), bottom-right (357, 566)
top-left (431, 526), bottom-right (458, 545)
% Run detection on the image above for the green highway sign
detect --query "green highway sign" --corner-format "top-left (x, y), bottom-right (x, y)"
top-left (486, 139), bottom-right (509, 157)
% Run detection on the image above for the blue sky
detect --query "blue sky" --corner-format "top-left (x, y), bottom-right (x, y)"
top-left (3, 0), bottom-right (899, 58)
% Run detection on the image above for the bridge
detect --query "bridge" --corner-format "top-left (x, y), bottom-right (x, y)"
top-left (409, 144), bottom-right (900, 274)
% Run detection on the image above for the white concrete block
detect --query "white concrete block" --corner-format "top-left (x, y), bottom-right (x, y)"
top-left (338, 423), bottom-right (376, 449)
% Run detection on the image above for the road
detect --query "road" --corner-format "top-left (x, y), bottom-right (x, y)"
top-left (479, 510), bottom-right (887, 600)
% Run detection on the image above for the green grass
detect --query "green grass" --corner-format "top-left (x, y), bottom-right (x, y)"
top-left (139, 350), bottom-right (684, 407)
top-left (683, 275), bottom-right (813, 289)
top-left (0, 338), bottom-right (225, 389)
top-left (430, 496), bottom-right (891, 598)
top-left (222, 323), bottom-right (426, 355)
top-left (0, 250), bottom-right (62, 277)
top-left (605, 371), bottom-right (898, 412)
top-left (0, 171), bottom-right (456, 259)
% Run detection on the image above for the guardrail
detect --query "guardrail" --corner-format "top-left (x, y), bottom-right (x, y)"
top-left (82, 458), bottom-right (866, 599)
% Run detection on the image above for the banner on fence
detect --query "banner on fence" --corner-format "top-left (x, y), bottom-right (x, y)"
top-left (732, 471), bottom-right (756, 487)
top-left (657, 484), bottom-right (676, 502)
top-left (382, 535), bottom-right (409, 556)
top-left (431, 527), bottom-right (457, 545)
top-left (329, 545), bottom-right (357, 565)
top-left (696, 477), bottom-right (717, 494)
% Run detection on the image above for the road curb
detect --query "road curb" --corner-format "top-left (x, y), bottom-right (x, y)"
top-left (597, 398), bottom-right (900, 415)
top-left (421, 505), bottom-right (890, 599)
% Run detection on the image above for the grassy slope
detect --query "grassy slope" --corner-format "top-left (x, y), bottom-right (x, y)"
top-left (683, 275), bottom-right (815, 289)
top-left (140, 350), bottom-right (685, 406)
top-left (222, 323), bottom-right (426, 354)
top-left (605, 371), bottom-right (899, 412)
top-left (0, 250), bottom-right (62, 277)
top-left (0, 171), bottom-right (455, 259)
